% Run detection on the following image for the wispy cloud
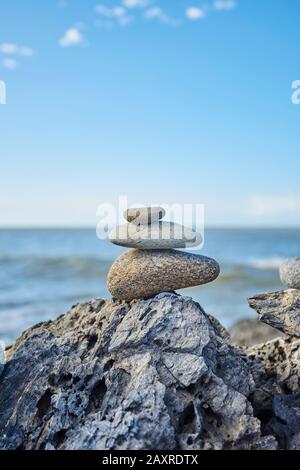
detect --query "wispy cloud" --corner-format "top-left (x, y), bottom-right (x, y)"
top-left (59, 27), bottom-right (85, 47)
top-left (0, 43), bottom-right (34, 57)
top-left (186, 7), bottom-right (206, 21)
top-left (2, 58), bottom-right (17, 70)
top-left (144, 7), bottom-right (179, 26)
top-left (0, 42), bottom-right (34, 70)
top-left (95, 4), bottom-right (133, 26)
top-left (59, 1), bottom-right (237, 36)
top-left (185, 1), bottom-right (236, 22)
top-left (122, 0), bottom-right (151, 7)
top-left (213, 0), bottom-right (237, 11)
top-left (95, 5), bottom-right (126, 17)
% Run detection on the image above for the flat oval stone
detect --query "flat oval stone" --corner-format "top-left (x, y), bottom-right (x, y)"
top-left (109, 222), bottom-right (202, 249)
top-left (280, 257), bottom-right (300, 289)
top-left (124, 207), bottom-right (166, 225)
top-left (107, 249), bottom-right (220, 301)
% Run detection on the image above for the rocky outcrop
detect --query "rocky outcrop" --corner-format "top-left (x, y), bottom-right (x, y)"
top-left (248, 289), bottom-right (300, 337)
top-left (0, 293), bottom-right (277, 451)
top-left (0, 342), bottom-right (5, 378)
top-left (245, 336), bottom-right (300, 450)
top-left (246, 288), bottom-right (300, 449)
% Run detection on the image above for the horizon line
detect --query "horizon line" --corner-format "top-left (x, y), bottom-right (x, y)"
top-left (0, 225), bottom-right (300, 231)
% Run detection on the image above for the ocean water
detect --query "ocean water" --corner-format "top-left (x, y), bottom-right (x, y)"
top-left (1, 228), bottom-right (300, 345)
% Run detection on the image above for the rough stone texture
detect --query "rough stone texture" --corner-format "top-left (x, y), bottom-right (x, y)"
top-left (229, 318), bottom-right (284, 347)
top-left (0, 293), bottom-right (276, 451)
top-left (244, 287), bottom-right (300, 449)
top-left (0, 342), bottom-right (5, 378)
top-left (280, 257), bottom-right (300, 289)
top-left (246, 336), bottom-right (300, 450)
top-left (124, 207), bottom-right (166, 225)
top-left (248, 289), bottom-right (300, 337)
top-left (109, 222), bottom-right (202, 250)
top-left (108, 250), bottom-right (220, 301)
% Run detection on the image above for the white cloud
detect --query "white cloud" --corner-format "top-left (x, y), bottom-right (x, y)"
top-left (95, 4), bottom-right (133, 26)
top-left (2, 58), bottom-right (17, 70)
top-left (186, 7), bottom-right (206, 20)
top-left (122, 0), bottom-right (150, 7)
top-left (95, 5), bottom-right (126, 17)
top-left (59, 27), bottom-right (84, 47)
top-left (213, 0), bottom-right (237, 11)
top-left (144, 7), bottom-right (179, 25)
top-left (0, 43), bottom-right (34, 57)
top-left (0, 43), bottom-right (18, 54)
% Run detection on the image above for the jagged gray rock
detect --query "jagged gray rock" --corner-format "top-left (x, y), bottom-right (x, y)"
top-left (248, 289), bottom-right (300, 337)
top-left (0, 293), bottom-right (276, 450)
top-left (246, 287), bottom-right (300, 449)
top-left (0, 342), bottom-right (5, 378)
top-left (246, 336), bottom-right (300, 449)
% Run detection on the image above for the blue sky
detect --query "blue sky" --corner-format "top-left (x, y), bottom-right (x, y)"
top-left (0, 0), bottom-right (299, 227)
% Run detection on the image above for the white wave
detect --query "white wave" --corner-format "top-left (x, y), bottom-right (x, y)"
top-left (248, 257), bottom-right (286, 270)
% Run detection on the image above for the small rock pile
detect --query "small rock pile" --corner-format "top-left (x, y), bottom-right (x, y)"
top-left (107, 207), bottom-right (220, 301)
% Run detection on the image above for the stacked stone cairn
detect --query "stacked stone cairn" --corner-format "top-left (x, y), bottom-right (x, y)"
top-left (107, 206), bottom-right (220, 301)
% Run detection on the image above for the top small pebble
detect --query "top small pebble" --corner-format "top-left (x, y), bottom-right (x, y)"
top-left (124, 207), bottom-right (165, 225)
top-left (279, 257), bottom-right (300, 290)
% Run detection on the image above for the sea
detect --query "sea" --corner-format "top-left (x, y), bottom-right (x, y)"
top-left (1, 228), bottom-right (300, 345)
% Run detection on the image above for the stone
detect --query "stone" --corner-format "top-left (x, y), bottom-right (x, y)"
top-left (109, 222), bottom-right (202, 250)
top-left (0, 342), bottom-right (5, 378)
top-left (107, 249), bottom-right (220, 301)
top-left (246, 336), bottom-right (300, 450)
top-left (229, 318), bottom-right (284, 347)
top-left (124, 206), bottom-right (165, 225)
top-left (0, 294), bottom-right (275, 450)
top-left (248, 289), bottom-right (300, 337)
top-left (280, 257), bottom-right (300, 289)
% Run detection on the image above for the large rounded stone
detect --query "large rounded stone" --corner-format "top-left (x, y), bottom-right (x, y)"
top-left (109, 222), bottom-right (202, 250)
top-left (107, 249), bottom-right (220, 301)
top-left (124, 207), bottom-right (165, 225)
top-left (280, 258), bottom-right (300, 289)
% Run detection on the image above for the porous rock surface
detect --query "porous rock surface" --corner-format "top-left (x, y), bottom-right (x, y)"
top-left (248, 289), bottom-right (300, 337)
top-left (246, 336), bottom-right (300, 450)
top-left (0, 293), bottom-right (277, 450)
top-left (245, 289), bottom-right (300, 449)
top-left (0, 342), bottom-right (5, 378)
